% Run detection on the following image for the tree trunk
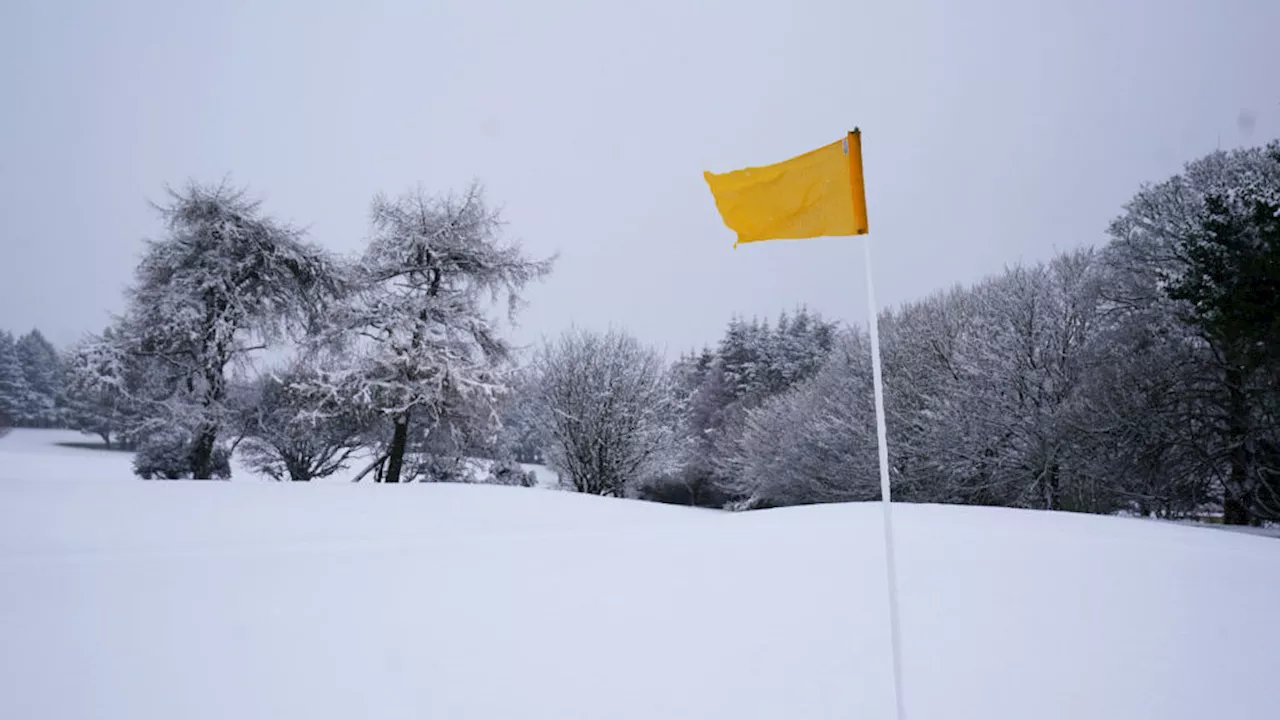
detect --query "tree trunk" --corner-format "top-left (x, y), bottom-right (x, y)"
top-left (385, 412), bottom-right (411, 484)
top-left (190, 425), bottom-right (218, 479)
top-left (1223, 490), bottom-right (1250, 526)
top-left (1042, 461), bottom-right (1059, 511)
top-left (1223, 365), bottom-right (1253, 526)
top-left (286, 454), bottom-right (310, 482)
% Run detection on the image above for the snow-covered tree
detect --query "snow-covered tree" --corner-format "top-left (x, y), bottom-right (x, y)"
top-left (1071, 305), bottom-right (1216, 517)
top-left (721, 330), bottom-right (880, 507)
top-left (871, 251), bottom-right (1104, 511)
top-left (120, 181), bottom-right (341, 479)
top-left (307, 182), bottom-right (553, 484)
top-left (532, 327), bottom-right (679, 497)
top-left (14, 330), bottom-right (62, 427)
top-left (62, 325), bottom-right (147, 448)
top-left (962, 252), bottom-right (1102, 510)
top-left (664, 307), bottom-right (840, 504)
top-left (492, 363), bottom-right (545, 465)
top-left (876, 283), bottom-right (981, 504)
top-left (651, 348), bottom-right (731, 506)
top-left (0, 331), bottom-right (30, 429)
top-left (1102, 141), bottom-right (1280, 524)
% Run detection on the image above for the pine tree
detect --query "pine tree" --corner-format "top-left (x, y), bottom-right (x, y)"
top-left (0, 331), bottom-right (31, 428)
top-left (15, 329), bottom-right (62, 428)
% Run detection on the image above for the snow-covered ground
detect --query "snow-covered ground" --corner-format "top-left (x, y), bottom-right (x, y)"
top-left (2, 429), bottom-right (1279, 719)
top-left (0, 428), bottom-right (560, 488)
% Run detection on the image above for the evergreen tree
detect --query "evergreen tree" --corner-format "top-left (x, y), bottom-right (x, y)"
top-left (0, 331), bottom-right (31, 428)
top-left (1164, 186), bottom-right (1280, 522)
top-left (661, 307), bottom-right (840, 505)
top-left (15, 329), bottom-right (62, 428)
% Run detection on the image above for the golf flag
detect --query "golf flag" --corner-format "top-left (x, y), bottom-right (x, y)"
top-left (704, 129), bottom-right (868, 246)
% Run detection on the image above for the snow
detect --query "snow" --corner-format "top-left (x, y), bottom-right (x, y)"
top-left (2, 429), bottom-right (1279, 719)
top-left (0, 429), bottom-right (564, 489)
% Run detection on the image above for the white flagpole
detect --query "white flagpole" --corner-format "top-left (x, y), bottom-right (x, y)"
top-left (863, 235), bottom-right (906, 720)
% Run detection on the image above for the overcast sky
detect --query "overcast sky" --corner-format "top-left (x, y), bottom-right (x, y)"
top-left (2, 0), bottom-right (1277, 355)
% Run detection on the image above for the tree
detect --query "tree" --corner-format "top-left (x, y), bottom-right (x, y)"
top-left (959, 253), bottom-right (1101, 511)
top-left (15, 330), bottom-right (62, 427)
top-left (533, 327), bottom-right (679, 497)
top-left (872, 252), bottom-right (1103, 512)
top-left (1164, 193), bottom-right (1280, 522)
top-left (493, 364), bottom-right (546, 465)
top-left (236, 362), bottom-right (370, 482)
top-left (721, 331), bottom-right (880, 508)
top-left (1103, 141), bottom-right (1280, 524)
top-left (1071, 308), bottom-right (1215, 518)
top-left (309, 183), bottom-right (552, 484)
top-left (120, 181), bottom-right (340, 479)
top-left (0, 331), bottom-right (30, 429)
top-left (664, 307), bottom-right (840, 505)
top-left (877, 284), bottom-right (982, 505)
top-left (62, 325), bottom-right (147, 448)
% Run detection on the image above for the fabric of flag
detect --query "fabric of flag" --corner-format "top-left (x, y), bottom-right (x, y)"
top-left (703, 130), bottom-right (868, 245)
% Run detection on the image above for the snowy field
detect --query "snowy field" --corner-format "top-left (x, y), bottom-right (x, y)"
top-left (2, 430), bottom-right (1279, 719)
top-left (0, 428), bottom-right (559, 488)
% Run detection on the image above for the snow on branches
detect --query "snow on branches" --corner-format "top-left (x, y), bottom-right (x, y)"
top-left (304, 182), bottom-right (554, 483)
top-left (120, 181), bottom-right (342, 478)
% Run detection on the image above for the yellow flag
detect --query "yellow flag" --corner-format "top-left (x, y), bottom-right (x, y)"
top-left (704, 130), bottom-right (868, 246)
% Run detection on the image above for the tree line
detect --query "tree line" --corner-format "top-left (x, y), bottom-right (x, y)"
top-left (1, 142), bottom-right (1276, 525)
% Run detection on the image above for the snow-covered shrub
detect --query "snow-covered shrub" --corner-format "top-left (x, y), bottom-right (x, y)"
top-left (410, 454), bottom-right (474, 484)
top-left (234, 364), bottom-right (369, 482)
top-left (134, 429), bottom-right (231, 480)
top-left (485, 459), bottom-right (537, 488)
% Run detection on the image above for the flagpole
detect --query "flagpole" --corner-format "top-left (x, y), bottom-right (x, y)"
top-left (701, 128), bottom-right (904, 719)
top-left (863, 235), bottom-right (906, 720)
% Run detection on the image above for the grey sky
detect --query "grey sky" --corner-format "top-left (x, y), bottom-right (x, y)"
top-left (2, 0), bottom-right (1277, 356)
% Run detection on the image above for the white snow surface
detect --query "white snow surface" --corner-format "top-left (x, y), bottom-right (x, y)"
top-left (2, 429), bottom-right (1279, 720)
